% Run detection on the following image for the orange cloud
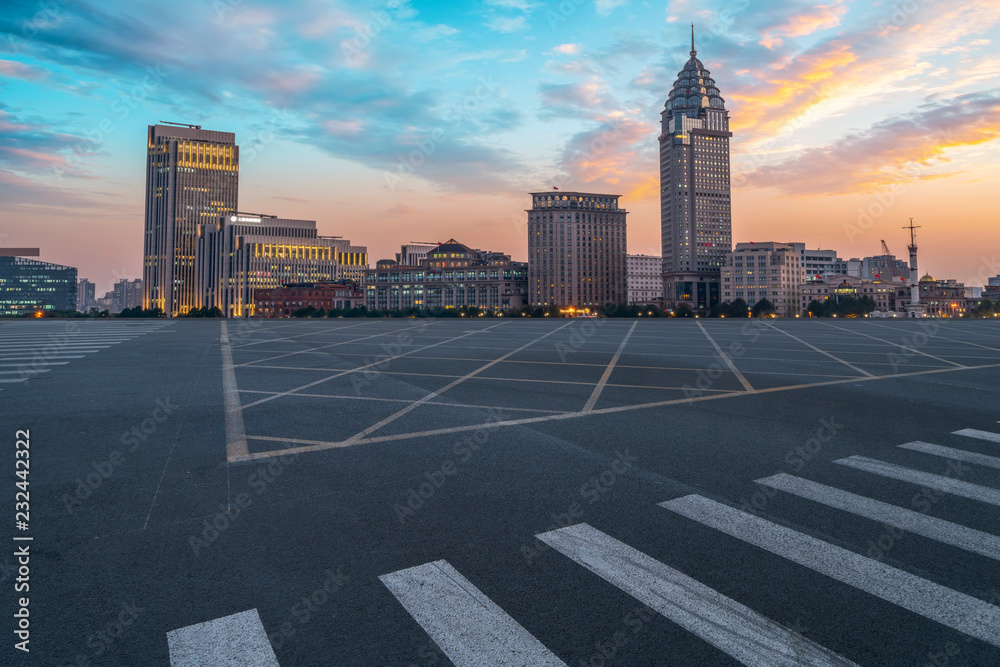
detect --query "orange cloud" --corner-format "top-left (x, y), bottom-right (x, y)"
top-left (759, 2), bottom-right (848, 49)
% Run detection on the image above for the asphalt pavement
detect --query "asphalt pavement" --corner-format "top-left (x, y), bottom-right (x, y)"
top-left (1, 316), bottom-right (999, 666)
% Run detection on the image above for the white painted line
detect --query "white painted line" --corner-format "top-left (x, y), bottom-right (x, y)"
top-left (231, 320), bottom-right (376, 348)
top-left (241, 323), bottom-right (509, 410)
top-left (239, 361), bottom-right (1000, 461)
top-left (659, 494), bottom-right (1000, 648)
top-left (0, 362), bottom-right (68, 367)
top-left (380, 560), bottom-right (566, 667)
top-left (834, 456), bottom-right (1000, 507)
top-left (900, 441), bottom-right (1000, 470)
top-left (0, 369), bottom-right (48, 375)
top-left (235, 321), bottom-right (431, 367)
top-left (763, 323), bottom-right (874, 377)
top-left (819, 323), bottom-right (965, 368)
top-left (865, 321), bottom-right (1000, 353)
top-left (0, 378), bottom-right (28, 384)
top-left (221, 322), bottom-right (249, 462)
top-left (166, 608), bottom-right (279, 667)
top-left (583, 321), bottom-right (637, 412)
top-left (537, 523), bottom-right (858, 666)
top-left (757, 473), bottom-right (1000, 561)
top-left (696, 322), bottom-right (754, 392)
top-left (953, 428), bottom-right (1000, 444)
top-left (343, 322), bottom-right (575, 442)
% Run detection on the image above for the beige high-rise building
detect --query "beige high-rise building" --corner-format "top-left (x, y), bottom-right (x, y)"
top-left (721, 242), bottom-right (804, 316)
top-left (143, 123), bottom-right (239, 316)
top-left (527, 192), bottom-right (627, 308)
top-left (660, 27), bottom-right (732, 312)
top-left (627, 254), bottom-right (664, 305)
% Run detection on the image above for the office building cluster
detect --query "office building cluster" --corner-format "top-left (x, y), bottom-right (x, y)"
top-left (142, 123), bottom-right (366, 317)
top-left (0, 248), bottom-right (77, 316)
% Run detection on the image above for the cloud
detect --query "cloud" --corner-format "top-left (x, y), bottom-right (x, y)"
top-left (759, 2), bottom-right (847, 49)
top-left (0, 59), bottom-right (48, 81)
top-left (742, 91), bottom-right (1000, 196)
top-left (485, 0), bottom-right (538, 9)
top-left (484, 16), bottom-right (527, 33)
top-left (538, 80), bottom-right (617, 119)
top-left (594, 0), bottom-right (628, 17)
top-left (551, 43), bottom-right (580, 55)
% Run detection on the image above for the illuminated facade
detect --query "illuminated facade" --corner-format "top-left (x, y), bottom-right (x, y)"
top-left (197, 214), bottom-right (367, 317)
top-left (143, 124), bottom-right (239, 316)
top-left (366, 240), bottom-right (527, 311)
top-left (660, 27), bottom-right (732, 311)
top-left (0, 252), bottom-right (77, 316)
top-left (800, 275), bottom-right (901, 314)
top-left (255, 281), bottom-right (365, 317)
top-left (722, 242), bottom-right (805, 316)
top-left (527, 192), bottom-right (627, 308)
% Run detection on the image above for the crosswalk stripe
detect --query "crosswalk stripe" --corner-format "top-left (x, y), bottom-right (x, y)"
top-left (953, 428), bottom-right (1000, 444)
top-left (756, 473), bottom-right (1000, 561)
top-left (900, 441), bottom-right (1000, 470)
top-left (659, 494), bottom-right (1000, 648)
top-left (834, 456), bottom-right (1000, 506)
top-left (537, 523), bottom-right (859, 666)
top-left (166, 608), bottom-right (279, 666)
top-left (380, 560), bottom-right (566, 667)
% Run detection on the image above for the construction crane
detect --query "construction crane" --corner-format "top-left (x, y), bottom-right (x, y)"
top-left (880, 239), bottom-right (904, 281)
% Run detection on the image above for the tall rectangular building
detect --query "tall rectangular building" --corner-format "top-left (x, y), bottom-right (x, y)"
top-left (527, 192), bottom-right (627, 308)
top-left (143, 124), bottom-right (239, 316)
top-left (660, 28), bottom-right (732, 312)
top-left (627, 254), bottom-right (664, 305)
top-left (77, 278), bottom-right (96, 311)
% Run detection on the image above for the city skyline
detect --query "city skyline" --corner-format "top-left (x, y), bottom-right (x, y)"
top-left (2, 0), bottom-right (999, 290)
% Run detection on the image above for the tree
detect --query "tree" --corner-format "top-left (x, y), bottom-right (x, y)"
top-left (751, 298), bottom-right (775, 318)
top-left (673, 303), bottom-right (694, 318)
top-left (728, 298), bottom-right (749, 318)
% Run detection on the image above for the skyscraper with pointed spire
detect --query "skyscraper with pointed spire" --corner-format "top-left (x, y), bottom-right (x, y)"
top-left (659, 26), bottom-right (732, 311)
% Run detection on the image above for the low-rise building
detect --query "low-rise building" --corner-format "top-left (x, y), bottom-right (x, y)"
top-left (901, 275), bottom-right (972, 317)
top-left (366, 239), bottom-right (527, 311)
top-left (254, 281), bottom-right (364, 317)
top-left (626, 254), bottom-right (663, 305)
top-left (788, 244), bottom-right (850, 281)
top-left (0, 249), bottom-right (77, 316)
top-left (799, 275), bottom-right (899, 314)
top-left (721, 242), bottom-right (804, 316)
top-left (196, 213), bottom-right (367, 317)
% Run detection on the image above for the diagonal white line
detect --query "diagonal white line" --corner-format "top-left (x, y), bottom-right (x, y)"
top-left (864, 321), bottom-right (1000, 353)
top-left (763, 323), bottom-right (873, 377)
top-left (538, 523), bottom-right (859, 666)
top-left (696, 321), bottom-right (754, 392)
top-left (900, 441), bottom-right (1000, 470)
top-left (819, 322), bottom-right (965, 368)
top-left (380, 560), bottom-right (566, 667)
top-left (582, 321), bottom-right (637, 412)
top-left (835, 456), bottom-right (1000, 506)
top-left (756, 473), bottom-right (1000, 561)
top-left (237, 361), bottom-right (1000, 461)
top-left (234, 321), bottom-right (428, 367)
top-left (953, 428), bottom-right (1000, 444)
top-left (230, 320), bottom-right (376, 348)
top-left (660, 494), bottom-right (1000, 648)
top-left (239, 322), bottom-right (509, 411)
top-left (167, 608), bottom-right (279, 666)
top-left (342, 322), bottom-right (575, 442)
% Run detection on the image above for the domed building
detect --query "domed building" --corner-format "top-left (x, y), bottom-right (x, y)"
top-left (660, 26), bottom-right (733, 312)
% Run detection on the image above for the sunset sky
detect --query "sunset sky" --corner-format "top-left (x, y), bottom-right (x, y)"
top-left (2, 0), bottom-right (999, 293)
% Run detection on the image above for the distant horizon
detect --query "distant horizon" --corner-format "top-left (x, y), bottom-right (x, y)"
top-left (2, 1), bottom-right (998, 292)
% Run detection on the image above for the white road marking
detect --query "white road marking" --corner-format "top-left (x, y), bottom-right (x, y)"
top-left (819, 323), bottom-right (965, 368)
top-left (241, 361), bottom-right (1000, 461)
top-left (659, 494), bottom-right (1000, 648)
top-left (865, 321), bottom-right (1000, 353)
top-left (696, 322), bottom-right (754, 391)
top-left (763, 323), bottom-right (874, 376)
top-left (221, 322), bottom-right (249, 461)
top-left (583, 321), bottom-right (637, 412)
top-left (757, 473), bottom-right (1000, 561)
top-left (834, 456), bottom-right (1000, 506)
top-left (380, 560), bottom-right (566, 667)
top-left (166, 608), bottom-right (279, 667)
top-left (537, 523), bottom-right (858, 666)
top-left (234, 321), bottom-right (432, 367)
top-left (343, 322), bottom-right (575, 442)
top-left (900, 441), bottom-right (1000, 470)
top-left (953, 428), bottom-right (1000, 444)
